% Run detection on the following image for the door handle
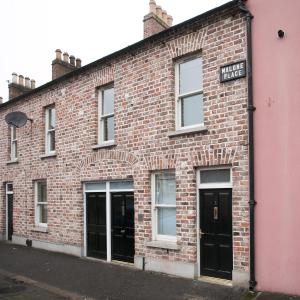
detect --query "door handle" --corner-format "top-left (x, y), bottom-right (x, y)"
top-left (199, 229), bottom-right (206, 238)
top-left (120, 229), bottom-right (125, 234)
top-left (214, 206), bottom-right (218, 220)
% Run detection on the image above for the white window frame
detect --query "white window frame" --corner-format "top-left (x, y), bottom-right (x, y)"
top-left (45, 106), bottom-right (56, 155)
top-left (5, 182), bottom-right (13, 240)
top-left (151, 171), bottom-right (177, 242)
top-left (196, 167), bottom-right (232, 276)
top-left (83, 180), bottom-right (134, 261)
top-left (175, 55), bottom-right (203, 131)
top-left (198, 167), bottom-right (232, 189)
top-left (34, 180), bottom-right (47, 227)
top-left (98, 85), bottom-right (114, 144)
top-left (10, 126), bottom-right (17, 161)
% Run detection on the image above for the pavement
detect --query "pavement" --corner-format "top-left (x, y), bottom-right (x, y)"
top-left (0, 241), bottom-right (298, 300)
top-left (0, 272), bottom-right (67, 300)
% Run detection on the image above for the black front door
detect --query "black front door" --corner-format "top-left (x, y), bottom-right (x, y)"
top-left (7, 193), bottom-right (13, 241)
top-left (200, 189), bottom-right (232, 279)
top-left (87, 192), bottom-right (107, 259)
top-left (111, 192), bottom-right (134, 263)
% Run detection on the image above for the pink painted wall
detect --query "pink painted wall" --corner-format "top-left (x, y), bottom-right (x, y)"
top-left (247, 0), bottom-right (300, 295)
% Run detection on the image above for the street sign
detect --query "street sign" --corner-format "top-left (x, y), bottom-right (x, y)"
top-left (220, 60), bottom-right (246, 83)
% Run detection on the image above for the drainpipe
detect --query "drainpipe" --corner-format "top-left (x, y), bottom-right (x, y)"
top-left (238, 0), bottom-right (257, 291)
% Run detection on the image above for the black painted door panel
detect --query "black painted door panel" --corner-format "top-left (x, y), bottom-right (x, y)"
top-left (87, 193), bottom-right (107, 259)
top-left (7, 194), bottom-right (13, 241)
top-left (200, 189), bottom-right (232, 279)
top-left (111, 192), bottom-right (134, 263)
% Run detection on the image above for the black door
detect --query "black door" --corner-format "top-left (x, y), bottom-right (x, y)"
top-left (87, 193), bottom-right (107, 259)
top-left (7, 194), bottom-right (13, 241)
top-left (111, 192), bottom-right (134, 263)
top-left (200, 189), bottom-right (232, 279)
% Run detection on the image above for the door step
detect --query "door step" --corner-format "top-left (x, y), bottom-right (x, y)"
top-left (111, 260), bottom-right (134, 268)
top-left (198, 276), bottom-right (232, 287)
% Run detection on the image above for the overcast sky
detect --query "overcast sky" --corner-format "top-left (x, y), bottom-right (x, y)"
top-left (0, 0), bottom-right (228, 102)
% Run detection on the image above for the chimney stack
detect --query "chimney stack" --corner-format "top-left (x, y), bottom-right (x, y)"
top-left (76, 58), bottom-right (81, 68)
top-left (8, 73), bottom-right (36, 100)
top-left (69, 55), bottom-right (75, 66)
top-left (52, 49), bottom-right (82, 80)
top-left (31, 79), bottom-right (36, 89)
top-left (143, 0), bottom-right (173, 39)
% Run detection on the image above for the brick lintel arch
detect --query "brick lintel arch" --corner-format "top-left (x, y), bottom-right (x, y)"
top-left (77, 150), bottom-right (139, 171)
top-left (190, 145), bottom-right (247, 168)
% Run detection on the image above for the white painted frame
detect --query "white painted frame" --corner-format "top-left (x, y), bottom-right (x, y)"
top-left (196, 167), bottom-right (232, 276)
top-left (98, 85), bottom-right (115, 144)
top-left (175, 55), bottom-right (203, 131)
top-left (34, 180), bottom-right (48, 228)
top-left (83, 181), bottom-right (134, 262)
top-left (10, 126), bottom-right (17, 161)
top-left (5, 182), bottom-right (13, 240)
top-left (151, 172), bottom-right (177, 243)
top-left (45, 106), bottom-right (56, 155)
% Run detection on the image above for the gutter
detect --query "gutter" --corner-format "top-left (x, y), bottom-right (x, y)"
top-left (238, 0), bottom-right (257, 291)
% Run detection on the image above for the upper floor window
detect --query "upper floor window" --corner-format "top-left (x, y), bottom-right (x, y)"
top-left (10, 126), bottom-right (17, 161)
top-left (35, 180), bottom-right (47, 227)
top-left (99, 86), bottom-right (114, 143)
top-left (175, 56), bottom-right (203, 130)
top-left (151, 171), bottom-right (176, 242)
top-left (45, 106), bottom-right (56, 154)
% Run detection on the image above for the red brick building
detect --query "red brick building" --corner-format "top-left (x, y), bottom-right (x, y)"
top-left (0, 0), bottom-right (250, 286)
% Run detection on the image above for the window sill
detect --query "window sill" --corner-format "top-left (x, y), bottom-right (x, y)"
top-left (40, 152), bottom-right (57, 159)
top-left (6, 159), bottom-right (19, 165)
top-left (92, 141), bottom-right (116, 150)
top-left (146, 240), bottom-right (181, 250)
top-left (168, 126), bottom-right (207, 137)
top-left (32, 226), bottom-right (48, 233)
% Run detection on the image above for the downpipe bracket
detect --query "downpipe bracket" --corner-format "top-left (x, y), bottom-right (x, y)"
top-left (248, 199), bottom-right (257, 206)
top-left (247, 105), bottom-right (256, 112)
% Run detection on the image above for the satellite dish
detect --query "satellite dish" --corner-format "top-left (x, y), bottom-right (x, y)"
top-left (5, 111), bottom-right (31, 128)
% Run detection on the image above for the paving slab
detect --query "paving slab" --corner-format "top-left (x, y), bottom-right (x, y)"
top-left (256, 292), bottom-right (300, 300)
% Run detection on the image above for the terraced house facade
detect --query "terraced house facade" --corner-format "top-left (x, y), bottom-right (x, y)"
top-left (0, 0), bottom-right (251, 287)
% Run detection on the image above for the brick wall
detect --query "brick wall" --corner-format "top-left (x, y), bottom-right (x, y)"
top-left (0, 7), bottom-right (249, 274)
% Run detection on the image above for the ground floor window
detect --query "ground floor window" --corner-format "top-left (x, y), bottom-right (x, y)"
top-left (151, 171), bottom-right (176, 242)
top-left (35, 180), bottom-right (47, 227)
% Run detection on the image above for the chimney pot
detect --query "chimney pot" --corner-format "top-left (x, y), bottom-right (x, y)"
top-left (55, 49), bottom-right (62, 60)
top-left (70, 55), bottom-right (75, 66)
top-left (19, 75), bottom-right (24, 86)
top-left (63, 52), bottom-right (69, 63)
top-left (167, 15), bottom-right (173, 26)
top-left (156, 6), bottom-right (162, 18)
top-left (162, 10), bottom-right (167, 23)
top-left (0, 97), bottom-right (3, 104)
top-left (30, 79), bottom-right (36, 89)
top-left (149, 0), bottom-right (156, 13)
top-left (144, 1), bottom-right (172, 38)
top-left (76, 58), bottom-right (81, 68)
top-left (25, 77), bottom-right (31, 88)
top-left (12, 72), bottom-right (18, 84)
